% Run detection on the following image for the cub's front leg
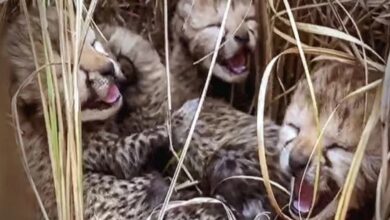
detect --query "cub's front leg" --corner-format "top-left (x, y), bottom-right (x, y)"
top-left (83, 125), bottom-right (169, 179)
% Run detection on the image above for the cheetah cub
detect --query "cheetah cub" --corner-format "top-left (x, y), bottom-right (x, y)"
top-left (6, 7), bottom-right (228, 220)
top-left (170, 0), bottom-right (258, 108)
top-left (171, 98), bottom-right (291, 219)
top-left (6, 7), bottom-right (169, 219)
top-left (278, 62), bottom-right (384, 219)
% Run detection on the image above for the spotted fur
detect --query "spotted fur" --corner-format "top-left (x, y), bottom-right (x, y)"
top-left (171, 98), bottom-right (290, 219)
top-left (100, 22), bottom-right (289, 219)
top-left (6, 8), bottom-right (228, 220)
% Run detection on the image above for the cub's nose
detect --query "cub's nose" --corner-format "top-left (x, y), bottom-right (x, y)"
top-left (234, 31), bottom-right (250, 44)
top-left (101, 62), bottom-right (116, 77)
top-left (289, 150), bottom-right (310, 177)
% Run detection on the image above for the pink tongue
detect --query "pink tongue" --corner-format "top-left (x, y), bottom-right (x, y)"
top-left (103, 84), bottom-right (121, 104)
top-left (293, 176), bottom-right (314, 214)
top-left (227, 50), bottom-right (247, 74)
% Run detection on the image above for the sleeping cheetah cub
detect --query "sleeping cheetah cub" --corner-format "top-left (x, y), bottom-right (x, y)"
top-left (7, 7), bottom-right (228, 220)
top-left (170, 0), bottom-right (258, 108)
top-left (171, 98), bottom-right (291, 219)
top-left (278, 62), bottom-right (384, 219)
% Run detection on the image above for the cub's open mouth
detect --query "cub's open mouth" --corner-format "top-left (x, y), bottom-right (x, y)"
top-left (82, 84), bottom-right (122, 110)
top-left (220, 48), bottom-right (249, 75)
top-left (290, 172), bottom-right (338, 218)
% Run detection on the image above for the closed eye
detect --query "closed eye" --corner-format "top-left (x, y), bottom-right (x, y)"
top-left (283, 123), bottom-right (300, 147)
top-left (248, 28), bottom-right (255, 36)
top-left (244, 16), bottom-right (256, 22)
top-left (287, 123), bottom-right (300, 134)
top-left (205, 23), bottom-right (222, 29)
top-left (284, 138), bottom-right (294, 147)
top-left (326, 143), bottom-right (348, 151)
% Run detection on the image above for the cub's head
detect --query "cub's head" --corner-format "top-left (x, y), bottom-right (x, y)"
top-left (278, 62), bottom-right (382, 219)
top-left (7, 8), bottom-right (124, 123)
top-left (172, 0), bottom-right (257, 83)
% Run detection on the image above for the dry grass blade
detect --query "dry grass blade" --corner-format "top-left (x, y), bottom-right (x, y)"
top-left (164, 0), bottom-right (172, 133)
top-left (163, 0), bottom-right (198, 188)
top-left (11, 63), bottom-right (63, 220)
top-left (281, 0), bottom-right (319, 124)
top-left (273, 27), bottom-right (310, 48)
top-left (375, 51), bottom-right (390, 220)
top-left (257, 49), bottom-right (293, 220)
top-left (149, 197), bottom-right (237, 220)
top-left (272, 0), bottom-right (351, 19)
top-left (281, 2), bottom-right (321, 219)
top-left (16, 1), bottom-right (52, 218)
top-left (273, 26), bottom-right (385, 72)
top-left (36, 3), bottom-right (68, 218)
top-left (335, 85), bottom-right (383, 220)
top-left (273, 27), bottom-right (386, 71)
top-left (71, 1), bottom-right (98, 218)
top-left (278, 17), bottom-right (385, 63)
top-left (333, 0), bottom-right (370, 125)
top-left (157, 0), bottom-right (232, 219)
top-left (10, 1), bottom-right (96, 219)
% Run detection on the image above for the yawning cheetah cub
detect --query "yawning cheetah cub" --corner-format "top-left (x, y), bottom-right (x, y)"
top-left (170, 0), bottom-right (258, 108)
top-left (278, 61), bottom-right (383, 219)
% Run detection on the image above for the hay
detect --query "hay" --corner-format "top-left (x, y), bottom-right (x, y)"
top-left (1, 0), bottom-right (389, 219)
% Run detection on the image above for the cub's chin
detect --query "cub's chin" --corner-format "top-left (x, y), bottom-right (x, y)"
top-left (289, 172), bottom-right (339, 220)
top-left (81, 83), bottom-right (123, 122)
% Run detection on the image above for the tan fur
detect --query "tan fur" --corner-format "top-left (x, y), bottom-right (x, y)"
top-left (170, 98), bottom-right (290, 219)
top-left (98, 25), bottom-right (288, 219)
top-left (170, 0), bottom-right (258, 109)
top-left (278, 61), bottom-right (383, 219)
top-left (100, 21), bottom-right (288, 220)
top-left (6, 8), bottom-right (233, 219)
top-left (97, 25), bottom-right (168, 134)
top-left (5, 7), bottom-right (127, 219)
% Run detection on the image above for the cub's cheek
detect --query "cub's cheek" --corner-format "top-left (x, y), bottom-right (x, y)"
top-left (325, 150), bottom-right (354, 186)
top-left (279, 145), bottom-right (292, 175)
top-left (77, 71), bottom-right (90, 104)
